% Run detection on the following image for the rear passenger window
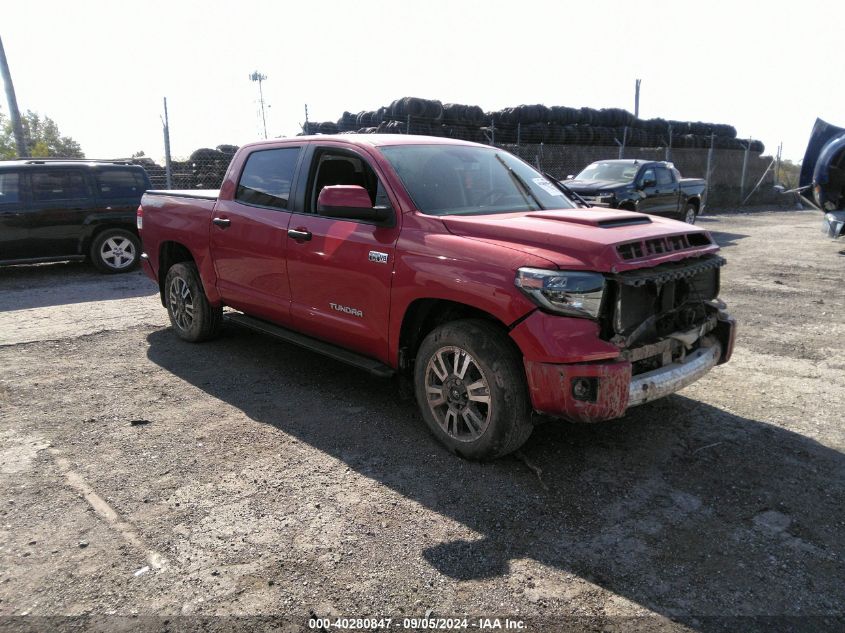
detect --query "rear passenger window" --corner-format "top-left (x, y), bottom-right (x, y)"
top-left (236, 148), bottom-right (301, 209)
top-left (31, 170), bottom-right (88, 202)
top-left (656, 168), bottom-right (674, 186)
top-left (96, 170), bottom-right (147, 198)
top-left (0, 172), bottom-right (20, 204)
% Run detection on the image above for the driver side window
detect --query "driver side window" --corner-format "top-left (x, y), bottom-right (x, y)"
top-left (307, 150), bottom-right (392, 214)
top-left (640, 168), bottom-right (656, 188)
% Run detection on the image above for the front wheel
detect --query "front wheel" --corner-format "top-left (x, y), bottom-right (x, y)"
top-left (90, 229), bottom-right (140, 273)
top-left (164, 262), bottom-right (222, 342)
top-left (414, 319), bottom-right (533, 460)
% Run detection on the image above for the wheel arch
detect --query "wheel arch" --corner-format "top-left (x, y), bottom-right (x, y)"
top-left (396, 298), bottom-right (517, 375)
top-left (157, 241), bottom-right (197, 306)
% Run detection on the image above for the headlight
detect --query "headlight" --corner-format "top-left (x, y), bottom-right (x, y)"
top-left (514, 268), bottom-right (605, 319)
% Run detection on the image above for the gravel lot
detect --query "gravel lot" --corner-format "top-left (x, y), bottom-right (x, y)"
top-left (0, 209), bottom-right (843, 632)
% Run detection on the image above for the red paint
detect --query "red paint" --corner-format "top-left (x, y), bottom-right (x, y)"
top-left (139, 134), bottom-right (734, 423)
top-left (524, 358), bottom-right (632, 422)
top-left (317, 185), bottom-right (373, 211)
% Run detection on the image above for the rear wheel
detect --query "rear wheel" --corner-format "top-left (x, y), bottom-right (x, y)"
top-left (678, 203), bottom-right (698, 224)
top-left (414, 319), bottom-right (533, 460)
top-left (164, 262), bottom-right (222, 342)
top-left (90, 229), bottom-right (140, 273)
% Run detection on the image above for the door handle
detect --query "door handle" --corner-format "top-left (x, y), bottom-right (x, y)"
top-left (212, 217), bottom-right (231, 228)
top-left (287, 228), bottom-right (312, 241)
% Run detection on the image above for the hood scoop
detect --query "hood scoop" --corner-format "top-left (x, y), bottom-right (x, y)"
top-left (526, 210), bottom-right (652, 228)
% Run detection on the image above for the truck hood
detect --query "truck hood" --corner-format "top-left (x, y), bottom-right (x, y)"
top-left (562, 179), bottom-right (623, 192)
top-left (800, 118), bottom-right (845, 189)
top-left (440, 209), bottom-right (719, 273)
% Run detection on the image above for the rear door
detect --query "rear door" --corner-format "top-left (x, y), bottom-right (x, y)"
top-left (0, 170), bottom-right (30, 261)
top-left (285, 144), bottom-right (401, 362)
top-left (27, 168), bottom-right (93, 257)
top-left (93, 168), bottom-right (149, 221)
top-left (652, 165), bottom-right (681, 216)
top-left (209, 145), bottom-right (304, 326)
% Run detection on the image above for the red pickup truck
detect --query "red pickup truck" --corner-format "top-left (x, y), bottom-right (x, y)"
top-left (138, 135), bottom-right (736, 459)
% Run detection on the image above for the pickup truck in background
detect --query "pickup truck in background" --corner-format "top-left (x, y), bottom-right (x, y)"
top-left (798, 118), bottom-right (845, 239)
top-left (138, 135), bottom-right (735, 459)
top-left (562, 159), bottom-right (706, 225)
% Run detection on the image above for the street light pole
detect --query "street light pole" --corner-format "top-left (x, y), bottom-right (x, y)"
top-left (249, 71), bottom-right (268, 139)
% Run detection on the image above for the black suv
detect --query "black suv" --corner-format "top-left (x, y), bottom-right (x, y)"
top-left (0, 159), bottom-right (151, 273)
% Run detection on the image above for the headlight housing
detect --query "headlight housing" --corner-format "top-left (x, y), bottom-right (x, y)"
top-left (514, 268), bottom-right (605, 319)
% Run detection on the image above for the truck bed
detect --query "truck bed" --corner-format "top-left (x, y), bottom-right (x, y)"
top-left (146, 189), bottom-right (220, 200)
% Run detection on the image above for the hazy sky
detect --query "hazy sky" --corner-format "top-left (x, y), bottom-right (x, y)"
top-left (2, 0), bottom-right (842, 163)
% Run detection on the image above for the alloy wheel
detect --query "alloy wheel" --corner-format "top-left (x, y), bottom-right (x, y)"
top-left (168, 276), bottom-right (194, 331)
top-left (99, 236), bottom-right (136, 270)
top-left (424, 346), bottom-right (492, 442)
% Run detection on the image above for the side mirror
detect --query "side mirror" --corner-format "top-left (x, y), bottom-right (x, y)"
top-left (641, 177), bottom-right (656, 189)
top-left (566, 174), bottom-right (575, 180)
top-left (317, 185), bottom-right (391, 223)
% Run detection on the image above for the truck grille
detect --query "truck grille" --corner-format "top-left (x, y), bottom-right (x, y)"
top-left (616, 233), bottom-right (712, 261)
top-left (602, 255), bottom-right (724, 348)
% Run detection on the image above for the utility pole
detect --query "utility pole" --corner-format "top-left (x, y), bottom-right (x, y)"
top-left (249, 71), bottom-right (268, 139)
top-left (634, 78), bottom-right (641, 119)
top-left (0, 35), bottom-right (29, 157)
top-left (162, 97), bottom-right (173, 189)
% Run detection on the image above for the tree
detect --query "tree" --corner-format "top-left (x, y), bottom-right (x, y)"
top-left (0, 109), bottom-right (84, 158)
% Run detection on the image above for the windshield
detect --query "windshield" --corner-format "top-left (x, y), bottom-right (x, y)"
top-left (380, 144), bottom-right (576, 216)
top-left (575, 162), bottom-right (639, 183)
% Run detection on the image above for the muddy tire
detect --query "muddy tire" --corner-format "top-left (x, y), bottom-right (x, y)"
top-left (89, 229), bottom-right (140, 274)
top-left (414, 319), bottom-right (533, 460)
top-left (164, 262), bottom-right (222, 342)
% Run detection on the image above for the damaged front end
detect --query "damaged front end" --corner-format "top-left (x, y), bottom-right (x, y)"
top-left (517, 253), bottom-right (736, 422)
top-left (602, 254), bottom-right (735, 406)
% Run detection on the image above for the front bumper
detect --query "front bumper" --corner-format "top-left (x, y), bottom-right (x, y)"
top-left (628, 340), bottom-right (721, 407)
top-left (522, 316), bottom-right (736, 423)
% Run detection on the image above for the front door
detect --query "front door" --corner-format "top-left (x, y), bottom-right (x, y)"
top-left (210, 145), bottom-right (304, 326)
top-left (285, 145), bottom-right (400, 363)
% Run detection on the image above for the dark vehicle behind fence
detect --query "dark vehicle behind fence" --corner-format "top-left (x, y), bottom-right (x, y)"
top-left (561, 159), bottom-right (706, 224)
top-left (798, 118), bottom-right (845, 239)
top-left (0, 159), bottom-right (150, 273)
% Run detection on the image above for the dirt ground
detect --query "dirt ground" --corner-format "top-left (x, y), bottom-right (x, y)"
top-left (0, 209), bottom-right (843, 632)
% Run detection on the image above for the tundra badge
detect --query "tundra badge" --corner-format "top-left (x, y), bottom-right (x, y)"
top-left (369, 251), bottom-right (389, 264)
top-left (329, 303), bottom-right (363, 318)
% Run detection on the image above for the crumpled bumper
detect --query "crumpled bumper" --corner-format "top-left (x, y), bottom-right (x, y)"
top-left (522, 315), bottom-right (736, 423)
top-left (627, 340), bottom-right (721, 407)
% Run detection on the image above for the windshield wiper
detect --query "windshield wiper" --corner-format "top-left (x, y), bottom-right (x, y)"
top-left (543, 172), bottom-right (590, 208)
top-left (494, 154), bottom-right (544, 210)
